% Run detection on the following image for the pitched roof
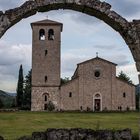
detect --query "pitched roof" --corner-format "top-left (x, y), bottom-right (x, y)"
top-left (31, 19), bottom-right (63, 30)
top-left (72, 57), bottom-right (117, 79)
top-left (77, 57), bottom-right (117, 66)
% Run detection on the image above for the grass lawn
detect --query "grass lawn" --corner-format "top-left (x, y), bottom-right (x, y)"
top-left (0, 111), bottom-right (139, 139)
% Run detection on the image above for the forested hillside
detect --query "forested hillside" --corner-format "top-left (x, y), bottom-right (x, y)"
top-left (0, 90), bottom-right (16, 108)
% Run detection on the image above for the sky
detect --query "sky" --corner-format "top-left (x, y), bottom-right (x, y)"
top-left (0, 0), bottom-right (140, 93)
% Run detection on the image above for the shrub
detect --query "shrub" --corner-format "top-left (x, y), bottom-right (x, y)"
top-left (46, 101), bottom-right (55, 111)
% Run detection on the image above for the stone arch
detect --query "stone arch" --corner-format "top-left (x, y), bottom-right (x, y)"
top-left (39, 28), bottom-right (45, 40)
top-left (42, 93), bottom-right (49, 110)
top-left (93, 92), bottom-right (102, 111)
top-left (43, 93), bottom-right (49, 101)
top-left (0, 0), bottom-right (140, 80)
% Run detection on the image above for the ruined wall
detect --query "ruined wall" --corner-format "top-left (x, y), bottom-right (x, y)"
top-left (16, 128), bottom-right (132, 140)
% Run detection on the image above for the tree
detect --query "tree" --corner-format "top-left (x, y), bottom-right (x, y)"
top-left (118, 71), bottom-right (133, 84)
top-left (61, 77), bottom-right (70, 85)
top-left (0, 98), bottom-right (3, 109)
top-left (16, 65), bottom-right (24, 108)
top-left (23, 70), bottom-right (32, 110)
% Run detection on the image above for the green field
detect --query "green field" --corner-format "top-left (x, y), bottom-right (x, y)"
top-left (0, 111), bottom-right (139, 139)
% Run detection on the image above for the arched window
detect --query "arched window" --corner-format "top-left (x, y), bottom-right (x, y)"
top-left (43, 93), bottom-right (49, 101)
top-left (39, 29), bottom-right (45, 40)
top-left (45, 95), bottom-right (47, 101)
top-left (48, 29), bottom-right (54, 40)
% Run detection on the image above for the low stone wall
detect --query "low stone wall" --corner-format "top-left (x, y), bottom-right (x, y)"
top-left (13, 128), bottom-right (133, 140)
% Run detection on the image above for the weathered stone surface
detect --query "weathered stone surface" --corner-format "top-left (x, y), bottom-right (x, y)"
top-left (60, 58), bottom-right (135, 111)
top-left (114, 129), bottom-right (132, 140)
top-left (16, 128), bottom-right (133, 140)
top-left (32, 132), bottom-right (46, 140)
top-left (18, 136), bottom-right (32, 140)
top-left (0, 0), bottom-right (139, 76)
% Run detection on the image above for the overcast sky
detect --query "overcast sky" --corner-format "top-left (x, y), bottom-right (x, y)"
top-left (0, 0), bottom-right (140, 93)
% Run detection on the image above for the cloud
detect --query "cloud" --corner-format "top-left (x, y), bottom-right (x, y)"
top-left (61, 49), bottom-right (138, 85)
top-left (0, 40), bottom-right (31, 92)
top-left (105, 0), bottom-right (140, 19)
top-left (0, 0), bottom-right (26, 11)
top-left (68, 11), bottom-right (101, 25)
top-left (104, 55), bottom-right (130, 66)
top-left (117, 63), bottom-right (139, 85)
top-left (61, 45), bottom-right (134, 79)
top-left (93, 45), bottom-right (120, 51)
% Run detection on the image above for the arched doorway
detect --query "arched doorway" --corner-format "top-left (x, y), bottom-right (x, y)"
top-left (93, 93), bottom-right (102, 111)
top-left (43, 93), bottom-right (49, 110)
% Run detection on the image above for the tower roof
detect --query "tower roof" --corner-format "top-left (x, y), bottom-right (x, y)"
top-left (31, 19), bottom-right (63, 31)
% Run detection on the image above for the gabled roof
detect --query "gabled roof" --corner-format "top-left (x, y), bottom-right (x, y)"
top-left (72, 57), bottom-right (117, 79)
top-left (77, 57), bottom-right (117, 66)
top-left (31, 19), bottom-right (63, 31)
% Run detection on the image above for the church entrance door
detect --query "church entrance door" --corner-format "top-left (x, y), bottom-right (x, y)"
top-left (93, 93), bottom-right (102, 111)
top-left (94, 99), bottom-right (101, 111)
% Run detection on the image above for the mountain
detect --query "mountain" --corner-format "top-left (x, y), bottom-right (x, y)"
top-left (0, 90), bottom-right (16, 108)
top-left (6, 92), bottom-right (16, 97)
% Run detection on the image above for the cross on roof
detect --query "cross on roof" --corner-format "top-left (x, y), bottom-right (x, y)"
top-left (96, 52), bottom-right (99, 57)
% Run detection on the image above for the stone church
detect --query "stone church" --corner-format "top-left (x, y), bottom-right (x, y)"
top-left (31, 19), bottom-right (136, 111)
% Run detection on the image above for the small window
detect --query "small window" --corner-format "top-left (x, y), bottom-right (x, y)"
top-left (39, 29), bottom-right (45, 40)
top-left (123, 92), bottom-right (126, 98)
top-left (45, 95), bottom-right (47, 101)
top-left (95, 70), bottom-right (100, 78)
top-left (69, 92), bottom-right (72, 97)
top-left (45, 50), bottom-right (48, 56)
top-left (48, 29), bottom-right (54, 40)
top-left (45, 76), bottom-right (48, 82)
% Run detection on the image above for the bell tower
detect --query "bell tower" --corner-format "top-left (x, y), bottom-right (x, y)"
top-left (31, 19), bottom-right (63, 111)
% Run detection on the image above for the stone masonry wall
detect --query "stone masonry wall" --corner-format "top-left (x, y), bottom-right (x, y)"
top-left (32, 87), bottom-right (60, 111)
top-left (15, 128), bottom-right (132, 140)
top-left (116, 79), bottom-right (136, 111)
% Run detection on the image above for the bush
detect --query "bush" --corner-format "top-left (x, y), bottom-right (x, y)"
top-left (46, 101), bottom-right (55, 111)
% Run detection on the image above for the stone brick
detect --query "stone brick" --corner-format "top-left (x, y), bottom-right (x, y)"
top-left (17, 129), bottom-right (133, 140)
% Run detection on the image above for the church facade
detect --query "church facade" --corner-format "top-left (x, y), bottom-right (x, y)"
top-left (31, 19), bottom-right (136, 111)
